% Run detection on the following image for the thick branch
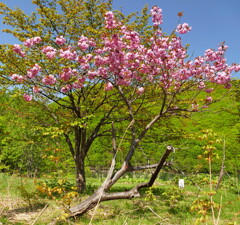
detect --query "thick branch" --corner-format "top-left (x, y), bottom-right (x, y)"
top-left (131, 161), bottom-right (172, 171)
top-left (137, 146), bottom-right (174, 188)
top-left (64, 133), bottom-right (75, 158)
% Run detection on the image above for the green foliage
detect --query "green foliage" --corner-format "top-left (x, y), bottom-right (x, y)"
top-left (162, 187), bottom-right (185, 207)
top-left (144, 187), bottom-right (157, 201)
top-left (35, 177), bottom-right (78, 199)
top-left (190, 198), bottom-right (220, 223)
top-left (17, 184), bottom-right (39, 209)
top-left (0, 90), bottom-right (69, 176)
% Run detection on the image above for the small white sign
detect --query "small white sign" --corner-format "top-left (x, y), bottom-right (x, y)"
top-left (178, 179), bottom-right (184, 188)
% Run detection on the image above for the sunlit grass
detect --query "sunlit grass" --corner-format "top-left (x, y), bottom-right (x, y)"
top-left (0, 173), bottom-right (239, 224)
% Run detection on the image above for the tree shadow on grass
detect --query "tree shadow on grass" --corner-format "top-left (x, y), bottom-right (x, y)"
top-left (5, 202), bottom-right (47, 216)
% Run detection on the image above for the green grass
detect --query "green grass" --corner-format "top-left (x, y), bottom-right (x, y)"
top-left (0, 173), bottom-right (239, 225)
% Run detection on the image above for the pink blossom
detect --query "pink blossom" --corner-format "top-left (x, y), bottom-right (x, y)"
top-left (11, 74), bottom-right (24, 83)
top-left (86, 54), bottom-right (93, 61)
top-left (80, 63), bottom-right (90, 70)
top-left (77, 36), bottom-right (95, 51)
top-left (191, 103), bottom-right (199, 112)
top-left (61, 84), bottom-right (72, 93)
top-left (59, 67), bottom-right (77, 81)
top-left (73, 81), bottom-right (84, 89)
top-left (176, 23), bottom-right (192, 34)
top-left (150, 6), bottom-right (163, 26)
top-left (136, 87), bottom-right (144, 95)
top-left (13, 44), bottom-right (25, 57)
top-left (104, 11), bottom-right (120, 29)
top-left (33, 37), bottom-right (42, 44)
top-left (23, 94), bottom-right (32, 101)
top-left (27, 64), bottom-right (41, 78)
top-left (42, 75), bottom-right (56, 85)
top-left (205, 88), bottom-right (214, 93)
top-left (198, 81), bottom-right (205, 89)
top-left (42, 46), bottom-right (57, 59)
top-left (12, 44), bottom-right (22, 54)
top-left (72, 77), bottom-right (85, 89)
top-left (104, 82), bottom-right (113, 91)
top-left (42, 46), bottom-right (56, 53)
top-left (78, 42), bottom-right (89, 51)
top-left (224, 83), bottom-right (232, 89)
top-left (59, 47), bottom-right (77, 60)
top-left (45, 51), bottom-right (57, 59)
top-left (205, 96), bottom-right (213, 102)
top-left (24, 37), bottom-right (41, 47)
top-left (55, 36), bottom-right (66, 45)
top-left (97, 67), bottom-right (108, 77)
top-left (10, 7), bottom-right (240, 99)
top-left (33, 86), bottom-right (41, 93)
top-left (88, 70), bottom-right (97, 80)
top-left (214, 72), bottom-right (230, 84)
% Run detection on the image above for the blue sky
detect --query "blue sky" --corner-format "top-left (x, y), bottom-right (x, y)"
top-left (0, 0), bottom-right (239, 67)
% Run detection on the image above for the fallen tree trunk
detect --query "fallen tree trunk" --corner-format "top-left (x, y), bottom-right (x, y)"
top-left (70, 145), bottom-right (174, 217)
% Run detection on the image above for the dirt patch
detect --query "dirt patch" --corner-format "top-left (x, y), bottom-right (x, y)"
top-left (0, 195), bottom-right (49, 224)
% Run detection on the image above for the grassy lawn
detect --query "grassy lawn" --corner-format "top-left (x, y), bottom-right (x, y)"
top-left (0, 173), bottom-right (239, 224)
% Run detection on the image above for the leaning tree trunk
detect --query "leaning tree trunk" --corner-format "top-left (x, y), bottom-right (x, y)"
top-left (69, 146), bottom-right (174, 217)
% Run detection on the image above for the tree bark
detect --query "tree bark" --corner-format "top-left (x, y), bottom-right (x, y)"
top-left (75, 155), bottom-right (86, 192)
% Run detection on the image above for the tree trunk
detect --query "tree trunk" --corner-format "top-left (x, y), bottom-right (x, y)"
top-left (75, 155), bottom-right (86, 192)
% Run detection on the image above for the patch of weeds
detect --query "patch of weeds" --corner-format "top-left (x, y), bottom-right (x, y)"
top-left (162, 187), bottom-right (185, 207)
top-left (0, 216), bottom-right (24, 225)
top-left (35, 178), bottom-right (79, 209)
top-left (84, 184), bottom-right (98, 195)
top-left (0, 216), bottom-right (10, 224)
top-left (35, 178), bottom-right (77, 199)
top-left (17, 185), bottom-right (39, 209)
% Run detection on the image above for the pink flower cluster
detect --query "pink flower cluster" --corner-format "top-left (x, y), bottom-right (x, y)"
top-left (176, 23), bottom-right (192, 34)
top-left (55, 36), bottom-right (66, 45)
top-left (150, 6), bottom-right (163, 26)
top-left (13, 44), bottom-right (25, 57)
top-left (42, 75), bottom-right (56, 85)
top-left (136, 87), bottom-right (144, 95)
top-left (104, 11), bottom-right (121, 29)
top-left (205, 96), bottom-right (213, 102)
top-left (78, 35), bottom-right (96, 51)
top-left (10, 6), bottom-right (239, 102)
top-left (23, 94), bottom-right (33, 101)
top-left (33, 86), bottom-right (41, 93)
top-left (104, 82), bottom-right (113, 91)
top-left (11, 74), bottom-right (24, 83)
top-left (42, 46), bottom-right (57, 59)
top-left (72, 77), bottom-right (85, 89)
top-left (59, 46), bottom-right (77, 60)
top-left (24, 37), bottom-right (42, 47)
top-left (59, 67), bottom-right (78, 81)
top-left (27, 64), bottom-right (41, 78)
top-left (61, 84), bottom-right (72, 93)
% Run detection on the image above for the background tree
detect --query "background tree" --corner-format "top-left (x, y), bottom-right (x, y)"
top-left (0, 0), bottom-right (152, 192)
top-left (0, 90), bottom-right (70, 176)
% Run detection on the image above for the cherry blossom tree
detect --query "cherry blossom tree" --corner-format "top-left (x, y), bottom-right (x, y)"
top-left (5, 5), bottom-right (240, 215)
